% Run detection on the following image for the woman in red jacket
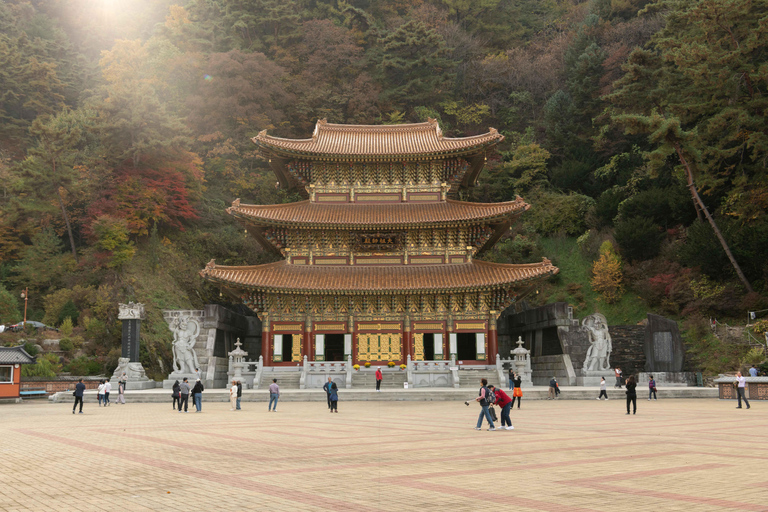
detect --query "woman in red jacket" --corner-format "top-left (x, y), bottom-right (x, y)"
top-left (489, 385), bottom-right (514, 430)
top-left (375, 367), bottom-right (383, 391)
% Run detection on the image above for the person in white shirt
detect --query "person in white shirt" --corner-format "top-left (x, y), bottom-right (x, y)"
top-left (97, 380), bottom-right (105, 407)
top-left (229, 380), bottom-right (238, 411)
top-left (735, 371), bottom-right (750, 409)
top-left (597, 377), bottom-right (608, 400)
top-left (103, 378), bottom-right (112, 406)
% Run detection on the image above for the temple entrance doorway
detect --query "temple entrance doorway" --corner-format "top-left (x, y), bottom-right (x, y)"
top-left (280, 334), bottom-right (294, 362)
top-left (422, 333), bottom-right (434, 359)
top-left (325, 334), bottom-right (345, 361)
top-left (456, 333), bottom-right (476, 360)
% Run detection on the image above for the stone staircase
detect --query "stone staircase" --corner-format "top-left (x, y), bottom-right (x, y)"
top-left (531, 355), bottom-right (576, 386)
top-left (351, 370), bottom-right (407, 389)
top-left (257, 369), bottom-right (301, 389)
top-left (457, 368), bottom-right (500, 389)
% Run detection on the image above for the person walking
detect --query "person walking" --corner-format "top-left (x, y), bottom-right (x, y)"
top-left (103, 378), bottom-right (112, 406)
top-left (489, 385), bottom-right (514, 430)
top-left (548, 376), bottom-right (557, 400)
top-left (178, 378), bottom-right (190, 413)
top-left (615, 367), bottom-right (623, 388)
top-left (322, 377), bottom-right (333, 409)
top-left (554, 378), bottom-right (561, 398)
top-left (648, 375), bottom-right (657, 401)
top-left (375, 367), bottom-right (383, 392)
top-left (191, 378), bottom-right (204, 412)
top-left (625, 375), bottom-right (637, 415)
top-left (474, 378), bottom-right (496, 431)
top-left (597, 377), bottom-right (608, 400)
top-left (117, 373), bottom-right (126, 404)
top-left (508, 367), bottom-right (514, 390)
top-left (735, 371), bottom-right (751, 409)
top-left (329, 382), bottom-right (339, 413)
top-left (72, 378), bottom-right (85, 414)
top-left (236, 380), bottom-right (242, 410)
top-left (97, 379), bottom-right (105, 407)
top-left (171, 380), bottom-right (180, 410)
top-left (511, 373), bottom-right (523, 409)
top-left (268, 379), bottom-right (280, 411)
top-left (229, 379), bottom-right (238, 411)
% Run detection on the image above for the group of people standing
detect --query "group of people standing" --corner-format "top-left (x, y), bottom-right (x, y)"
top-left (171, 377), bottom-right (205, 412)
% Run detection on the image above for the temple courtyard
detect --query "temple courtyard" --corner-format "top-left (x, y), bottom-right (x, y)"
top-left (1, 398), bottom-right (766, 511)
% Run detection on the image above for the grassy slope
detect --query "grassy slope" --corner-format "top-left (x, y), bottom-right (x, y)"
top-left (536, 237), bottom-right (647, 326)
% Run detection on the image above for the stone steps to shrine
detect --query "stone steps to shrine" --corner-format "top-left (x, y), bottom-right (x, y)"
top-left (351, 371), bottom-right (407, 389)
top-left (457, 369), bottom-right (501, 388)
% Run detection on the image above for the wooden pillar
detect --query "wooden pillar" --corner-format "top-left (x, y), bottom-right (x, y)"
top-left (261, 315), bottom-right (270, 365)
top-left (304, 317), bottom-right (312, 361)
top-left (403, 316), bottom-right (411, 363)
top-left (487, 311), bottom-right (498, 364)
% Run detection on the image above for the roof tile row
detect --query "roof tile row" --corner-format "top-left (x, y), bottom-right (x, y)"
top-left (200, 259), bottom-right (558, 294)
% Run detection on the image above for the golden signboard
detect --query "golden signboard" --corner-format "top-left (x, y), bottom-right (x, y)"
top-left (315, 323), bottom-right (345, 331)
top-left (315, 258), bottom-right (347, 265)
top-left (413, 323), bottom-right (443, 331)
top-left (272, 324), bottom-right (303, 332)
top-left (455, 322), bottom-right (486, 331)
top-left (357, 333), bottom-right (402, 361)
top-left (357, 323), bottom-right (401, 331)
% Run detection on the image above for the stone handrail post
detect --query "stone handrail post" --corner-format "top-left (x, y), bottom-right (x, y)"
top-left (254, 355), bottom-right (264, 389)
top-left (495, 354), bottom-right (506, 388)
top-left (300, 355), bottom-right (308, 389)
top-left (450, 354), bottom-right (460, 388)
top-left (345, 355), bottom-right (353, 388)
top-left (406, 355), bottom-right (413, 385)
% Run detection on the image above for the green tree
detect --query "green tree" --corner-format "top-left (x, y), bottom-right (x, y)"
top-left (606, 0), bottom-right (768, 292)
top-left (12, 228), bottom-right (74, 293)
top-left (0, 284), bottom-right (21, 324)
top-left (23, 107), bottom-right (91, 262)
top-left (378, 20), bottom-right (454, 111)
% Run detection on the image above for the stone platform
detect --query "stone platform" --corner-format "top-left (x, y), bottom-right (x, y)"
top-left (49, 385), bottom-right (718, 404)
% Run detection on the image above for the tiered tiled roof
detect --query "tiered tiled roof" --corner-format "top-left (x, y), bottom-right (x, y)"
top-left (200, 259), bottom-right (558, 294)
top-left (253, 119), bottom-right (503, 160)
top-left (228, 198), bottom-right (528, 228)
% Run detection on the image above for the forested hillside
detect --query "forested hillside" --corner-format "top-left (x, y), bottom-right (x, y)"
top-left (1, 0), bottom-right (767, 377)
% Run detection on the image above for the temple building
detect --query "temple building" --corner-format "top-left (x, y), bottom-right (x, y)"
top-left (200, 119), bottom-right (558, 367)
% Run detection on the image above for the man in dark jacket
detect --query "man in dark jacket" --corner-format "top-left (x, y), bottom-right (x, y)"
top-left (236, 380), bottom-right (242, 410)
top-left (548, 377), bottom-right (557, 400)
top-left (322, 377), bottom-right (333, 409)
top-left (72, 378), bottom-right (85, 414)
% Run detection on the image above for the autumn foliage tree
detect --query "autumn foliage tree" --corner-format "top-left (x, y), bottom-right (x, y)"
top-left (591, 241), bottom-right (624, 304)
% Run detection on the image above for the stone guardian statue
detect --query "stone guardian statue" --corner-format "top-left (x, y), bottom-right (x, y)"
top-left (170, 316), bottom-right (201, 374)
top-left (582, 313), bottom-right (612, 371)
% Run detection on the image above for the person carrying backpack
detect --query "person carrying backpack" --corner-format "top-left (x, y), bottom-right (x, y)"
top-left (474, 378), bottom-right (496, 431)
top-left (648, 376), bottom-right (657, 401)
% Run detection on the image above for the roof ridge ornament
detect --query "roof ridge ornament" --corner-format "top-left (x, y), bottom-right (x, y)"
top-left (206, 259), bottom-right (216, 270)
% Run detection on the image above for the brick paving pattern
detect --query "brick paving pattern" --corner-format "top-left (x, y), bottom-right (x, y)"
top-left (1, 398), bottom-right (766, 511)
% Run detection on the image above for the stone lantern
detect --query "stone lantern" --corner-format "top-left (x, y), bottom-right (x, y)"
top-left (510, 336), bottom-right (533, 388)
top-left (228, 338), bottom-right (248, 388)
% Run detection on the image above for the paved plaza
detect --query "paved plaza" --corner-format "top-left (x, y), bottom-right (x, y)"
top-left (1, 398), bottom-right (766, 511)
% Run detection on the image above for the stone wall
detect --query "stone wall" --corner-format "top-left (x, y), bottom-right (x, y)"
top-left (608, 325), bottom-right (646, 377)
